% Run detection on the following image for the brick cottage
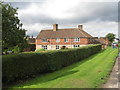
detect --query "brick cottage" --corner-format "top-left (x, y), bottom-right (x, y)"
top-left (35, 24), bottom-right (102, 50)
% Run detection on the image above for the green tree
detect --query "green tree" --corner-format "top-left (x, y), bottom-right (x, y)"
top-left (1, 2), bottom-right (28, 52)
top-left (105, 33), bottom-right (115, 43)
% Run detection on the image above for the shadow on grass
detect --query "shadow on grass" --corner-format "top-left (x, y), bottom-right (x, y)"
top-left (48, 70), bottom-right (79, 81)
top-left (10, 49), bottom-right (106, 88)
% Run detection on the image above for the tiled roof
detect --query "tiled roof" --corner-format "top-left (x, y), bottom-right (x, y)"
top-left (96, 37), bottom-right (109, 45)
top-left (28, 38), bottom-right (35, 44)
top-left (37, 28), bottom-right (93, 39)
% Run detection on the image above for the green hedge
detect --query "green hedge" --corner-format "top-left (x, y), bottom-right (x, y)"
top-left (35, 48), bottom-right (45, 52)
top-left (2, 44), bottom-right (102, 83)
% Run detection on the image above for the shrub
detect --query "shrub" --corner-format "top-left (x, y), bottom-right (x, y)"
top-left (2, 44), bottom-right (102, 84)
top-left (35, 48), bottom-right (45, 52)
top-left (12, 46), bottom-right (20, 52)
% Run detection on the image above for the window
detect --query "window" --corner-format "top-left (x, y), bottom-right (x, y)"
top-left (74, 38), bottom-right (80, 42)
top-left (56, 45), bottom-right (60, 50)
top-left (64, 38), bottom-right (68, 42)
top-left (42, 45), bottom-right (47, 50)
top-left (56, 38), bottom-right (60, 42)
top-left (42, 38), bottom-right (47, 42)
top-left (73, 45), bottom-right (80, 48)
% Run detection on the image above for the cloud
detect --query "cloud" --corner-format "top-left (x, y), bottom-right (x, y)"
top-left (58, 2), bottom-right (118, 24)
top-left (10, 1), bottom-right (118, 37)
top-left (83, 21), bottom-right (118, 37)
top-left (23, 21), bottom-right (118, 38)
top-left (17, 1), bottom-right (118, 24)
top-left (23, 23), bottom-right (53, 36)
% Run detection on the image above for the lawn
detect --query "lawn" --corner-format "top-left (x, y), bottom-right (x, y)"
top-left (11, 47), bottom-right (118, 88)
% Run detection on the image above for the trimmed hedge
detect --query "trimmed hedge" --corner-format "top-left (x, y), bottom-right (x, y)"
top-left (35, 48), bottom-right (45, 52)
top-left (2, 44), bottom-right (101, 83)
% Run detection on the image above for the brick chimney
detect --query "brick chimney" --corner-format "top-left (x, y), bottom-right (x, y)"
top-left (53, 24), bottom-right (58, 31)
top-left (78, 25), bottom-right (83, 30)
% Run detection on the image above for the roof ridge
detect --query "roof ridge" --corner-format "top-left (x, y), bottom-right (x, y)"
top-left (37, 28), bottom-right (93, 39)
top-left (41, 29), bottom-right (53, 31)
top-left (41, 28), bottom-right (77, 31)
top-left (78, 30), bottom-right (87, 37)
top-left (58, 28), bottom-right (77, 30)
top-left (80, 30), bottom-right (93, 37)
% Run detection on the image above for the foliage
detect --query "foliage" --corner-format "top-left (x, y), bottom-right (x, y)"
top-left (35, 48), bottom-right (45, 52)
top-left (12, 47), bottom-right (118, 88)
top-left (1, 2), bottom-right (27, 52)
top-left (29, 44), bottom-right (36, 51)
top-left (12, 46), bottom-right (20, 52)
top-left (2, 45), bottom-right (102, 84)
top-left (105, 33), bottom-right (115, 43)
top-left (23, 44), bottom-right (36, 52)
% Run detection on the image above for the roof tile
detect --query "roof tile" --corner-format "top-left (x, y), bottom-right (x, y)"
top-left (37, 28), bottom-right (93, 39)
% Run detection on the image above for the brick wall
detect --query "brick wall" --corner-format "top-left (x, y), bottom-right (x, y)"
top-left (36, 44), bottom-right (88, 50)
top-left (99, 37), bottom-right (109, 45)
top-left (36, 38), bottom-right (89, 45)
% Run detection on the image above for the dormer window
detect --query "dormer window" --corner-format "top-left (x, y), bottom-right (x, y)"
top-left (74, 38), bottom-right (80, 42)
top-left (42, 38), bottom-right (47, 42)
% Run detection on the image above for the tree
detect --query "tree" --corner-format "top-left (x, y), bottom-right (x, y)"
top-left (1, 2), bottom-right (28, 52)
top-left (105, 33), bottom-right (115, 43)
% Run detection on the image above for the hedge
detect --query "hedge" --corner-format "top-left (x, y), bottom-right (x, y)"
top-left (35, 48), bottom-right (45, 52)
top-left (2, 44), bottom-right (102, 84)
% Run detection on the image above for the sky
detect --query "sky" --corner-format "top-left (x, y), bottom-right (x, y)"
top-left (7, 0), bottom-right (119, 38)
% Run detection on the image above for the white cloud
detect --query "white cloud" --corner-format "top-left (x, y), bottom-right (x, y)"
top-left (23, 21), bottom-right (118, 38)
top-left (83, 21), bottom-right (118, 37)
top-left (23, 23), bottom-right (54, 36)
top-left (41, 0), bottom-right (81, 19)
top-left (18, 0), bottom-right (81, 20)
top-left (4, 0), bottom-right (120, 2)
top-left (13, 1), bottom-right (118, 37)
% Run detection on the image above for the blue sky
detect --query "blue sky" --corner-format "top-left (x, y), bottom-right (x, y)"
top-left (6, 0), bottom-right (119, 38)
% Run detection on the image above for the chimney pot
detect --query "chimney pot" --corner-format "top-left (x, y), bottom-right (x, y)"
top-left (78, 25), bottom-right (83, 30)
top-left (53, 24), bottom-right (58, 31)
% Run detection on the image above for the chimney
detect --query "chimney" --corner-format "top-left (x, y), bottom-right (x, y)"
top-left (78, 25), bottom-right (83, 30)
top-left (53, 24), bottom-right (58, 31)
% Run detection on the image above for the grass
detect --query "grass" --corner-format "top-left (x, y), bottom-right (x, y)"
top-left (11, 47), bottom-right (118, 88)
top-left (118, 43), bottom-right (120, 52)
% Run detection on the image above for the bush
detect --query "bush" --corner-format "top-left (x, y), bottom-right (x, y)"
top-left (2, 44), bottom-right (102, 84)
top-left (12, 46), bottom-right (20, 52)
top-left (35, 48), bottom-right (45, 52)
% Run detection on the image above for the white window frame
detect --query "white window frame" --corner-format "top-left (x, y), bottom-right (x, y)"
top-left (42, 45), bottom-right (47, 50)
top-left (56, 45), bottom-right (60, 50)
top-left (42, 38), bottom-right (47, 42)
top-left (56, 38), bottom-right (60, 42)
top-left (73, 45), bottom-right (80, 48)
top-left (64, 38), bottom-right (69, 42)
top-left (74, 38), bottom-right (80, 42)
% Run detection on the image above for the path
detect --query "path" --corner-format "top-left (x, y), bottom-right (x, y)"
top-left (103, 56), bottom-right (119, 88)
top-left (118, 56), bottom-right (120, 89)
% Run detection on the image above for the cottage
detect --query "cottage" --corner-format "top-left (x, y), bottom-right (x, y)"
top-left (96, 37), bottom-right (109, 49)
top-left (36, 24), bottom-right (98, 50)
